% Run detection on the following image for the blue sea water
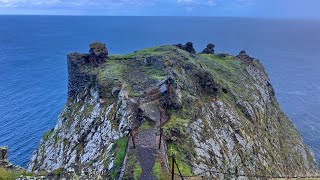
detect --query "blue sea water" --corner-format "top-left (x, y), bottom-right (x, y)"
top-left (0, 16), bottom-right (319, 167)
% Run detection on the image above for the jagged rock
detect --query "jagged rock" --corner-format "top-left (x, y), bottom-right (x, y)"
top-left (236, 50), bottom-right (256, 64)
top-left (159, 77), bottom-right (182, 110)
top-left (89, 42), bottom-right (108, 65)
top-left (240, 50), bottom-right (247, 55)
top-left (67, 43), bottom-right (107, 98)
top-left (0, 146), bottom-right (8, 161)
top-left (195, 70), bottom-right (219, 95)
top-left (112, 85), bottom-right (122, 97)
top-left (201, 43), bottom-right (215, 54)
top-left (174, 42), bottom-right (196, 54)
top-left (145, 56), bottom-right (164, 69)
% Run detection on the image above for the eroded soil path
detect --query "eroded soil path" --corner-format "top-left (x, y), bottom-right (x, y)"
top-left (136, 127), bottom-right (158, 180)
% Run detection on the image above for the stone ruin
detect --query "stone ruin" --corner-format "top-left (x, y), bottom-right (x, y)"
top-left (88, 42), bottom-right (108, 65)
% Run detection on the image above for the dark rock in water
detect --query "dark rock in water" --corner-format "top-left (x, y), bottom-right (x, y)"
top-left (174, 42), bottom-right (196, 54)
top-left (201, 43), bottom-right (215, 54)
top-left (0, 146), bottom-right (25, 171)
top-left (0, 146), bottom-right (8, 161)
top-left (89, 42), bottom-right (108, 65)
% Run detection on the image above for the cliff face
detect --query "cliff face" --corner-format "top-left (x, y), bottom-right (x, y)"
top-left (28, 43), bottom-right (317, 179)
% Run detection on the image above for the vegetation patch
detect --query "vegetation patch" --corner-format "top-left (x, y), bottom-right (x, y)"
top-left (163, 114), bottom-right (190, 137)
top-left (133, 163), bottom-right (142, 180)
top-left (167, 142), bottom-right (193, 176)
top-left (0, 168), bottom-right (39, 180)
top-left (152, 159), bottom-right (163, 180)
top-left (139, 121), bottom-right (153, 131)
top-left (110, 136), bottom-right (129, 179)
top-left (43, 128), bottom-right (54, 141)
top-left (51, 168), bottom-right (64, 176)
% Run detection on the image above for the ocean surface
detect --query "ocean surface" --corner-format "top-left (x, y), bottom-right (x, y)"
top-left (0, 16), bottom-right (319, 167)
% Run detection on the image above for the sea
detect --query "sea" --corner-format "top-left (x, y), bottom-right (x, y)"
top-left (0, 16), bottom-right (319, 167)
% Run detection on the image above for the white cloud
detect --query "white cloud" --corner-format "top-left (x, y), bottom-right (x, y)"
top-left (177, 0), bottom-right (193, 2)
top-left (177, 0), bottom-right (218, 7)
top-left (0, 0), bottom-right (153, 8)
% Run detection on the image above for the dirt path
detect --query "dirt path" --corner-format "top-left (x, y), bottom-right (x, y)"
top-left (135, 128), bottom-right (158, 180)
top-left (121, 88), bottom-right (170, 179)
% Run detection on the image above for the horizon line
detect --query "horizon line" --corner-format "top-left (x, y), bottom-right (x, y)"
top-left (0, 14), bottom-right (319, 21)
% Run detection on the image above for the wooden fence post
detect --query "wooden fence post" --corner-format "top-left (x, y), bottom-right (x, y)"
top-left (129, 129), bottom-right (135, 149)
top-left (174, 157), bottom-right (184, 180)
top-left (171, 155), bottom-right (175, 180)
top-left (158, 128), bottom-right (162, 149)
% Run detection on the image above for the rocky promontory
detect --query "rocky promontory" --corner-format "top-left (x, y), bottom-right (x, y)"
top-left (17, 42), bottom-right (318, 179)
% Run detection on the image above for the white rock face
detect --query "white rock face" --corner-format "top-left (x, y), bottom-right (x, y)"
top-left (27, 89), bottom-right (130, 174)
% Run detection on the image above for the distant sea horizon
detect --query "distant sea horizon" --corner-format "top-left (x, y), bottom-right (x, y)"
top-left (0, 15), bottom-right (319, 167)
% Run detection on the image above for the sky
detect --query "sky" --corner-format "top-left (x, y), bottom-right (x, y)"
top-left (0, 0), bottom-right (319, 19)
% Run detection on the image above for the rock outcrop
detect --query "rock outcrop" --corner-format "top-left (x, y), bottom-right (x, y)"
top-left (27, 43), bottom-right (318, 179)
top-left (174, 42), bottom-right (196, 54)
top-left (67, 43), bottom-right (108, 98)
top-left (89, 42), bottom-right (108, 65)
top-left (201, 43), bottom-right (215, 54)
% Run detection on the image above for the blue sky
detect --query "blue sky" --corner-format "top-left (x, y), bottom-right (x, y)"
top-left (0, 0), bottom-right (319, 19)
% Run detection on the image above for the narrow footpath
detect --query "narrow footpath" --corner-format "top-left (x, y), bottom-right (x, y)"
top-left (136, 127), bottom-right (158, 180)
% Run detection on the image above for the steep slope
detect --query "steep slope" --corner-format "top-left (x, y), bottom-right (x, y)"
top-left (28, 43), bottom-right (317, 179)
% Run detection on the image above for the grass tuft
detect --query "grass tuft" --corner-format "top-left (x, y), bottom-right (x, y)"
top-left (43, 128), bottom-right (54, 141)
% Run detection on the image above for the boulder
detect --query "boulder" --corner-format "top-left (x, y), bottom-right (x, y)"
top-left (201, 43), bottom-right (215, 54)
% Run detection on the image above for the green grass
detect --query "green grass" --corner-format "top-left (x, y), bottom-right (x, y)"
top-left (139, 121), bottom-right (152, 131)
top-left (129, 91), bottom-right (142, 98)
top-left (162, 114), bottom-right (189, 137)
top-left (167, 142), bottom-right (193, 176)
top-left (51, 168), bottom-right (64, 175)
top-left (110, 136), bottom-right (129, 179)
top-left (133, 163), bottom-right (142, 180)
top-left (42, 128), bottom-right (54, 141)
top-left (152, 160), bottom-right (162, 180)
top-left (53, 132), bottom-right (59, 144)
top-left (145, 67), bottom-right (167, 81)
top-left (0, 168), bottom-right (38, 180)
top-left (0, 168), bottom-right (21, 180)
top-left (197, 53), bottom-right (254, 101)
